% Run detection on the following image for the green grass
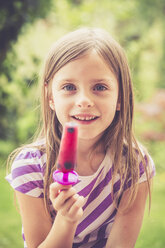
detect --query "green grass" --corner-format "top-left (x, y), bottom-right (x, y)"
top-left (1, 169), bottom-right (165, 248)
top-left (136, 173), bottom-right (165, 248)
top-left (0, 168), bottom-right (22, 248)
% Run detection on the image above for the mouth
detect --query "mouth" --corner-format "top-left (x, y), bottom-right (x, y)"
top-left (71, 115), bottom-right (99, 124)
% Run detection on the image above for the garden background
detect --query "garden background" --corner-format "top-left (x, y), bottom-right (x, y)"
top-left (0, 0), bottom-right (165, 247)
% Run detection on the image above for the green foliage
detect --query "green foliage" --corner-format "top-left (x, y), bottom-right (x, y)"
top-left (0, 0), bottom-right (53, 67)
top-left (0, 1), bottom-right (165, 246)
top-left (0, 0), bottom-right (165, 164)
top-left (0, 0), bottom-right (53, 159)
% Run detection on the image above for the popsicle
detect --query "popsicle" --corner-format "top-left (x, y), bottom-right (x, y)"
top-left (53, 122), bottom-right (79, 185)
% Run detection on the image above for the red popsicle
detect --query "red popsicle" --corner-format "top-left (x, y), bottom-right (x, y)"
top-left (53, 122), bottom-right (79, 185)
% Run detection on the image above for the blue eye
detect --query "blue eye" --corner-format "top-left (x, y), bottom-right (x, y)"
top-left (93, 84), bottom-right (107, 91)
top-left (63, 84), bottom-right (76, 91)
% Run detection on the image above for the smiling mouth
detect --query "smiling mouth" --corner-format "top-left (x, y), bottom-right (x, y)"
top-left (72, 115), bottom-right (98, 121)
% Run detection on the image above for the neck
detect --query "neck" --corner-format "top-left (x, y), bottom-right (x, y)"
top-left (77, 136), bottom-right (103, 157)
top-left (76, 138), bottom-right (106, 176)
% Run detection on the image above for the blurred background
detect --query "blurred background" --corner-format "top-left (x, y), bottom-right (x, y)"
top-left (0, 0), bottom-right (165, 247)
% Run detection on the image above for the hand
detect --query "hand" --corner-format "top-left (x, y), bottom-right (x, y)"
top-left (49, 182), bottom-right (84, 224)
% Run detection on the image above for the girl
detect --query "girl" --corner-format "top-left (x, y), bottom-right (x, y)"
top-left (6, 27), bottom-right (155, 248)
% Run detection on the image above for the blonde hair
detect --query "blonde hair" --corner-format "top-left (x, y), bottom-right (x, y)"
top-left (9, 27), bottom-right (151, 215)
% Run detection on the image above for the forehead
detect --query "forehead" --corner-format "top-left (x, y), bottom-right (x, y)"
top-left (50, 55), bottom-right (120, 98)
top-left (52, 50), bottom-right (117, 82)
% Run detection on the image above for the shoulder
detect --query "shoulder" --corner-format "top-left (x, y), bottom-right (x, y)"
top-left (12, 146), bottom-right (46, 174)
top-left (6, 145), bottom-right (46, 198)
top-left (136, 143), bottom-right (156, 181)
top-left (123, 142), bottom-right (155, 182)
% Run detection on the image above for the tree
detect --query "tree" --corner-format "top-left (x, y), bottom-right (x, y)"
top-left (0, 0), bottom-right (53, 156)
top-left (0, 0), bottom-right (53, 70)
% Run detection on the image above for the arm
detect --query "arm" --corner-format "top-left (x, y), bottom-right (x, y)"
top-left (15, 183), bottom-right (84, 248)
top-left (106, 181), bottom-right (150, 248)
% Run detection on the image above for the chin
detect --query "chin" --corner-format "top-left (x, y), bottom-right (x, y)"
top-left (78, 131), bottom-right (102, 142)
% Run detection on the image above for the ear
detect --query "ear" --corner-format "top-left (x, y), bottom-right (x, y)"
top-left (49, 99), bottom-right (55, 111)
top-left (116, 93), bottom-right (121, 111)
top-left (116, 102), bottom-right (120, 111)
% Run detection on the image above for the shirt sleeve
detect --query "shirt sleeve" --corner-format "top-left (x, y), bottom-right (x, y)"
top-left (123, 146), bottom-right (156, 191)
top-left (138, 152), bottom-right (156, 184)
top-left (6, 148), bottom-right (45, 198)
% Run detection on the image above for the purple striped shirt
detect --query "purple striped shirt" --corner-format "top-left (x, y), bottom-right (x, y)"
top-left (6, 146), bottom-right (155, 248)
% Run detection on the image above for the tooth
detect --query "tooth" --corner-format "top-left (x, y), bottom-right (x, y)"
top-left (74, 116), bottom-right (96, 120)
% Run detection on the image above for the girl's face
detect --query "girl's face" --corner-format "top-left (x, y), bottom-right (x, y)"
top-left (50, 50), bottom-right (120, 142)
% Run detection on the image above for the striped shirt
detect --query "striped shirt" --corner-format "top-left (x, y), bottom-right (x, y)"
top-left (6, 146), bottom-right (155, 248)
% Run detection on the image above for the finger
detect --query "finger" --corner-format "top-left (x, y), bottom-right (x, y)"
top-left (57, 187), bottom-right (76, 204)
top-left (60, 194), bottom-right (79, 216)
top-left (49, 182), bottom-right (71, 200)
top-left (69, 196), bottom-right (85, 218)
top-left (52, 187), bottom-right (77, 211)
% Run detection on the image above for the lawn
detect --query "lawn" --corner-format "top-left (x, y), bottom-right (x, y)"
top-left (136, 173), bottom-right (165, 248)
top-left (0, 169), bottom-right (165, 248)
top-left (0, 168), bottom-right (22, 248)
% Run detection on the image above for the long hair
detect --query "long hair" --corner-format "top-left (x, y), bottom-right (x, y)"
top-left (9, 27), bottom-right (151, 215)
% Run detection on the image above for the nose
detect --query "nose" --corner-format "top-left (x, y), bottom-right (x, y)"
top-left (76, 91), bottom-right (94, 108)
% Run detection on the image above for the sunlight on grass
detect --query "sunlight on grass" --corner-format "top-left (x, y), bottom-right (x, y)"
top-left (0, 169), bottom-right (22, 248)
top-left (136, 174), bottom-right (165, 248)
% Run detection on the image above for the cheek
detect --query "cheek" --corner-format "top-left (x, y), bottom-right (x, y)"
top-left (102, 103), bottom-right (118, 121)
top-left (54, 100), bottom-right (70, 117)
top-left (101, 99), bottom-right (117, 112)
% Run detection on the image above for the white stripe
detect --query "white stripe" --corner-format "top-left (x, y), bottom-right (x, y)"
top-left (81, 182), bottom-right (113, 220)
top-left (11, 151), bottom-right (46, 170)
top-left (11, 172), bottom-right (43, 189)
top-left (26, 187), bottom-right (43, 197)
top-left (74, 174), bottom-right (120, 240)
top-left (75, 203), bottom-right (114, 242)
top-left (40, 153), bottom-right (46, 164)
top-left (77, 172), bottom-right (120, 222)
top-left (139, 153), bottom-right (155, 183)
top-left (12, 159), bottom-right (42, 170)
top-left (75, 159), bottom-right (112, 194)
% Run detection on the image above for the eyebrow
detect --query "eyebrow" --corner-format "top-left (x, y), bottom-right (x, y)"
top-left (90, 78), bottom-right (118, 86)
top-left (56, 79), bottom-right (76, 84)
top-left (90, 79), bottom-right (114, 83)
top-left (56, 78), bottom-right (116, 84)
